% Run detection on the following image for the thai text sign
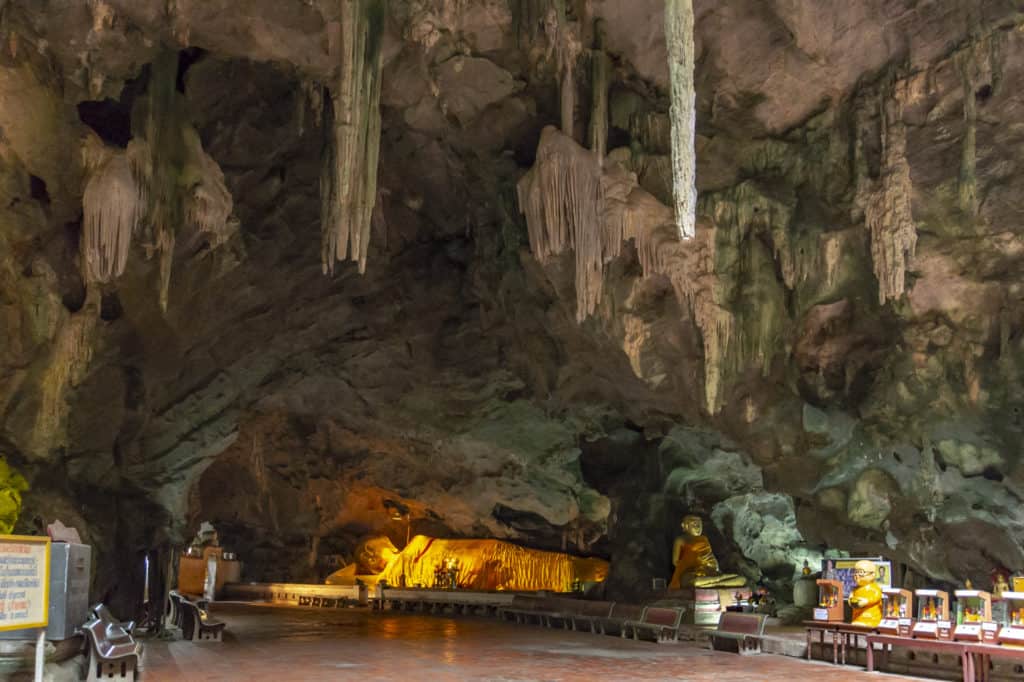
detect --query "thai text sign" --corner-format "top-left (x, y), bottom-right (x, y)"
top-left (0, 535), bottom-right (50, 631)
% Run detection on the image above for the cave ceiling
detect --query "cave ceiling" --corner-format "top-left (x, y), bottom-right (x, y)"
top-left (0, 0), bottom-right (1022, 596)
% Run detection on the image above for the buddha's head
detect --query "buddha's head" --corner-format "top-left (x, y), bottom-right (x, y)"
top-left (852, 559), bottom-right (877, 587)
top-left (355, 535), bottom-right (400, 573)
top-left (681, 515), bottom-right (703, 537)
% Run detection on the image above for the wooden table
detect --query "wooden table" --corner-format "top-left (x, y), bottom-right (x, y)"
top-left (964, 642), bottom-right (1024, 682)
top-left (866, 634), bottom-right (974, 682)
top-left (804, 621), bottom-right (876, 665)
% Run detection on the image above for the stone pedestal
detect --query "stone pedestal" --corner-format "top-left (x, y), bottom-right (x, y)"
top-left (794, 577), bottom-right (818, 608)
top-left (663, 586), bottom-right (748, 626)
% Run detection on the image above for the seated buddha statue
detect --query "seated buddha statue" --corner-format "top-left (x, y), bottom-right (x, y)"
top-left (848, 559), bottom-right (883, 627)
top-left (668, 515), bottom-right (746, 589)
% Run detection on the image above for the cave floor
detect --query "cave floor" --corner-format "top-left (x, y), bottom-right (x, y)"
top-left (138, 603), bottom-right (931, 681)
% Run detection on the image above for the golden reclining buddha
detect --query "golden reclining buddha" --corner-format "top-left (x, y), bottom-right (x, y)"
top-left (327, 534), bottom-right (608, 592)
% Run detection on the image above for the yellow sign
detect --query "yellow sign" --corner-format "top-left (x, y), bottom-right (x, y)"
top-left (0, 535), bottom-right (50, 632)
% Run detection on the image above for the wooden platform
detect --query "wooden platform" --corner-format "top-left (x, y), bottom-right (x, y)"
top-left (221, 582), bottom-right (367, 607)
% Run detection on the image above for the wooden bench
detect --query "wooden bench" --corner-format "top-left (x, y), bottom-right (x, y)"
top-left (499, 596), bottom-right (562, 626)
top-left (569, 600), bottom-right (615, 632)
top-left (84, 605), bottom-right (142, 682)
top-left (165, 591), bottom-right (183, 630)
top-left (707, 612), bottom-right (767, 655)
top-left (622, 606), bottom-right (686, 643)
top-left (92, 603), bottom-right (135, 635)
top-left (590, 603), bottom-right (645, 637)
top-left (179, 596), bottom-right (227, 642)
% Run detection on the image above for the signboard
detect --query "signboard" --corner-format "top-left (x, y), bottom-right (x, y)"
top-left (821, 557), bottom-right (892, 595)
top-left (897, 618), bottom-right (913, 637)
top-left (0, 536), bottom-right (50, 632)
top-left (913, 621), bottom-right (937, 636)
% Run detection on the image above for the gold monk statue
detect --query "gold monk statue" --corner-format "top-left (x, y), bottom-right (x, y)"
top-left (848, 559), bottom-right (883, 627)
top-left (327, 535), bottom-right (608, 592)
top-left (668, 515), bottom-right (746, 589)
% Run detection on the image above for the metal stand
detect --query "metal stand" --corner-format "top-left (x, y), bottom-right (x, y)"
top-left (34, 628), bottom-right (44, 682)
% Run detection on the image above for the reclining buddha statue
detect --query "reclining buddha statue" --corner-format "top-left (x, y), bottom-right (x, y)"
top-left (668, 514), bottom-right (746, 589)
top-left (327, 534), bottom-right (608, 592)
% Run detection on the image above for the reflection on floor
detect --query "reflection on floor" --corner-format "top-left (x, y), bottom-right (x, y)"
top-left (141, 603), bottom-right (928, 681)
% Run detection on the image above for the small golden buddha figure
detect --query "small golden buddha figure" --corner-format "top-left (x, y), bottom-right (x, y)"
top-left (802, 560), bottom-right (811, 576)
top-left (994, 573), bottom-right (1010, 599)
top-left (848, 559), bottom-right (883, 627)
top-left (668, 515), bottom-right (745, 589)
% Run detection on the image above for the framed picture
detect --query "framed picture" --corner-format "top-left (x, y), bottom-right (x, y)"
top-left (821, 557), bottom-right (892, 595)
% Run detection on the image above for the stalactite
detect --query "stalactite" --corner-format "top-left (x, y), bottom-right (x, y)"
top-left (544, 0), bottom-right (580, 138)
top-left (520, 127), bottom-right (731, 411)
top-left (298, 81), bottom-right (324, 137)
top-left (141, 50), bottom-right (188, 310)
top-left (956, 32), bottom-right (1003, 228)
top-left (116, 50), bottom-right (235, 308)
top-left (80, 134), bottom-right (146, 283)
top-left (588, 19), bottom-right (610, 161)
top-left (517, 126), bottom-right (605, 320)
top-left (513, 0), bottom-right (546, 50)
top-left (858, 97), bottom-right (917, 305)
top-left (823, 233), bottom-right (842, 288)
top-left (29, 287), bottom-right (100, 457)
top-left (321, 0), bottom-right (386, 275)
top-left (182, 128), bottom-right (235, 248)
top-left (958, 52), bottom-right (978, 222)
top-left (665, 0), bottom-right (697, 240)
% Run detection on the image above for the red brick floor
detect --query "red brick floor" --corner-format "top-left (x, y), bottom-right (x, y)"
top-left (141, 603), bottom-right (928, 681)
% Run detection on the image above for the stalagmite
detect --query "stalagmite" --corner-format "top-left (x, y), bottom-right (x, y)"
top-left (321, 0), bottom-right (386, 275)
top-left (517, 127), bottom-right (605, 320)
top-left (665, 0), bottom-right (697, 240)
top-left (80, 134), bottom-right (146, 283)
top-left (588, 19), bottom-right (610, 161)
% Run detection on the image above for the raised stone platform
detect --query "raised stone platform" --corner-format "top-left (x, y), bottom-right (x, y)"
top-left (221, 582), bottom-right (367, 607)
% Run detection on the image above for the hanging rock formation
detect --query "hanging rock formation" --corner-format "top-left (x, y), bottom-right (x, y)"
top-left (80, 134), bottom-right (146, 283)
top-left (321, 0), bottom-right (386, 275)
top-left (664, 0), bottom-right (697, 240)
top-left (0, 0), bottom-right (1023, 608)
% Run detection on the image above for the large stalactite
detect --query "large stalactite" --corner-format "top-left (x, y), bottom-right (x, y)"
top-left (140, 50), bottom-right (188, 311)
top-left (517, 127), bottom-right (607, 321)
top-left (665, 0), bottom-right (697, 240)
top-left (80, 134), bottom-right (146, 283)
top-left (321, 0), bottom-right (386, 275)
top-left (588, 19), bottom-right (610, 161)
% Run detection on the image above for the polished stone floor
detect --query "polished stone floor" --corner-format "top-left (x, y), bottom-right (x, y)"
top-left (141, 603), bottom-right (924, 681)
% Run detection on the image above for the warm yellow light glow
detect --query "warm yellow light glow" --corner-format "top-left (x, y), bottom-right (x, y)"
top-left (373, 535), bottom-right (607, 592)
